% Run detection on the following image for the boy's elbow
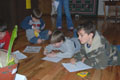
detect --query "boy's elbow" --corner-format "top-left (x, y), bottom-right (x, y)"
top-left (65, 53), bottom-right (74, 58)
top-left (67, 56), bottom-right (73, 58)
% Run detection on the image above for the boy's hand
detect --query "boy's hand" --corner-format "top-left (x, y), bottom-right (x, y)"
top-left (70, 58), bottom-right (77, 64)
top-left (51, 50), bottom-right (62, 53)
top-left (46, 53), bottom-right (56, 57)
top-left (81, 58), bottom-right (86, 63)
top-left (33, 26), bottom-right (40, 33)
top-left (44, 50), bottom-right (57, 55)
top-left (32, 26), bottom-right (40, 33)
top-left (44, 50), bottom-right (48, 55)
top-left (34, 29), bottom-right (40, 33)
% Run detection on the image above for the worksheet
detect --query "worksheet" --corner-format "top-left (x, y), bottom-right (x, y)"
top-left (41, 56), bottom-right (63, 63)
top-left (62, 61), bottom-right (92, 72)
top-left (15, 74), bottom-right (27, 80)
top-left (12, 50), bottom-right (27, 60)
top-left (23, 46), bottom-right (41, 53)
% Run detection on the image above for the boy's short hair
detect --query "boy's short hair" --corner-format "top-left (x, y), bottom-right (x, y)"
top-left (50, 30), bottom-right (65, 44)
top-left (77, 21), bottom-right (96, 37)
top-left (31, 8), bottom-right (42, 19)
top-left (0, 19), bottom-right (7, 32)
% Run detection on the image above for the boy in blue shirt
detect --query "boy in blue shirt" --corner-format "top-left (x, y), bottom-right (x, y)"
top-left (21, 8), bottom-right (52, 44)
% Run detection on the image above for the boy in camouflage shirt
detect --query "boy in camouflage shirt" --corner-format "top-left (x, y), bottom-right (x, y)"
top-left (70, 21), bottom-right (120, 69)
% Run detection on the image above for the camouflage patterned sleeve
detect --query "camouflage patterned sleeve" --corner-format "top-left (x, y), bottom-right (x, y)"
top-left (84, 47), bottom-right (109, 69)
top-left (73, 45), bottom-right (86, 61)
top-left (73, 52), bottom-right (83, 61)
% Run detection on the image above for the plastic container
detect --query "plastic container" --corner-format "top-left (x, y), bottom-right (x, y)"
top-left (0, 49), bottom-right (18, 80)
top-left (0, 64), bottom-right (17, 80)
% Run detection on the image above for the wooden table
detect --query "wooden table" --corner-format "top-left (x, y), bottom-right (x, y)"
top-left (104, 1), bottom-right (120, 22)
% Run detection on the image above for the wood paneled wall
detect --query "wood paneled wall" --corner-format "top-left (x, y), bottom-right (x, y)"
top-left (0, 0), bottom-right (51, 30)
top-left (0, 0), bottom-right (12, 30)
top-left (38, 0), bottom-right (52, 15)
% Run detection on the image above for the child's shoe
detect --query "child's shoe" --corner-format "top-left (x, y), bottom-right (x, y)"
top-left (57, 26), bottom-right (62, 30)
top-left (68, 27), bottom-right (74, 32)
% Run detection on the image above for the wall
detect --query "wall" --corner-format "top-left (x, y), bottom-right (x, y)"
top-left (0, 0), bottom-right (39, 29)
top-left (0, 0), bottom-right (12, 29)
top-left (98, 0), bottom-right (120, 16)
top-left (38, 0), bottom-right (52, 15)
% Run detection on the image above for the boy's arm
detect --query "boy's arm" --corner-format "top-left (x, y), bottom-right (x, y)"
top-left (73, 45), bottom-right (86, 61)
top-left (44, 44), bottom-right (55, 55)
top-left (56, 50), bottom-right (74, 58)
top-left (21, 16), bottom-right (32, 29)
top-left (40, 18), bottom-right (45, 30)
top-left (84, 47), bottom-right (108, 69)
top-left (56, 40), bottom-right (76, 58)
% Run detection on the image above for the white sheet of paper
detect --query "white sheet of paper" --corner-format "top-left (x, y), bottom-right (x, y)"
top-left (12, 50), bottom-right (27, 60)
top-left (23, 46), bottom-right (41, 53)
top-left (15, 73), bottom-right (27, 80)
top-left (62, 61), bottom-right (92, 72)
top-left (41, 56), bottom-right (63, 63)
top-left (53, 1), bottom-right (59, 11)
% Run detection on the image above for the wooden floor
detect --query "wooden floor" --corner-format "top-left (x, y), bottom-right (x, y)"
top-left (13, 16), bottom-right (120, 80)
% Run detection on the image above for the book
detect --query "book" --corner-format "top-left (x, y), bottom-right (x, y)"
top-left (23, 46), bottom-right (41, 53)
top-left (15, 74), bottom-right (27, 80)
top-left (62, 61), bottom-right (92, 72)
top-left (12, 50), bottom-right (27, 60)
top-left (41, 56), bottom-right (63, 63)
